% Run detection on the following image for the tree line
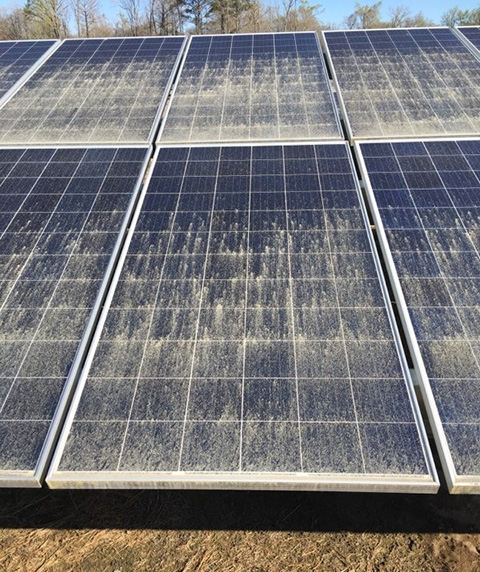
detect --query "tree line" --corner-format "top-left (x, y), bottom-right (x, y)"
top-left (0, 0), bottom-right (479, 40)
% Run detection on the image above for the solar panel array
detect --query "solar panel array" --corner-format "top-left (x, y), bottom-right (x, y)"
top-left (0, 40), bottom-right (57, 101)
top-left (324, 28), bottom-right (480, 139)
top-left (0, 146), bottom-right (149, 484)
top-left (0, 37), bottom-right (185, 145)
top-left (4, 28), bottom-right (480, 492)
top-left (159, 33), bottom-right (342, 143)
top-left (359, 139), bottom-right (480, 491)
top-left (46, 143), bottom-right (437, 491)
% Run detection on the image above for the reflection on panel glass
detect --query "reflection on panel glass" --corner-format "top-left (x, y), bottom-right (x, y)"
top-left (0, 40), bottom-right (56, 99)
top-left (0, 147), bottom-right (148, 476)
top-left (160, 33), bottom-right (341, 143)
top-left (361, 139), bottom-right (480, 480)
top-left (52, 143), bottom-right (435, 489)
top-left (0, 37), bottom-right (184, 145)
top-left (325, 28), bottom-right (480, 138)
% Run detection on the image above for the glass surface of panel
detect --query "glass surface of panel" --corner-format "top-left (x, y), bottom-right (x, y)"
top-left (48, 143), bottom-right (436, 491)
top-left (0, 37), bottom-right (184, 145)
top-left (325, 28), bottom-right (480, 139)
top-left (359, 138), bottom-right (480, 491)
top-left (0, 146), bottom-right (148, 484)
top-left (458, 26), bottom-right (480, 51)
top-left (0, 40), bottom-right (56, 100)
top-left (160, 33), bottom-right (342, 144)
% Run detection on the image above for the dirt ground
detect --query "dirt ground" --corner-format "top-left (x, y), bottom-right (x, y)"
top-left (0, 484), bottom-right (479, 572)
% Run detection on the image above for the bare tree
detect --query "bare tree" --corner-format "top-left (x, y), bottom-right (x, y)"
top-left (388, 5), bottom-right (409, 27)
top-left (278, 0), bottom-right (323, 32)
top-left (144, 0), bottom-right (185, 35)
top-left (0, 8), bottom-right (31, 39)
top-left (24, 0), bottom-right (69, 37)
top-left (345, 1), bottom-right (383, 29)
top-left (243, 0), bottom-right (263, 32)
top-left (387, 5), bottom-right (434, 27)
top-left (442, 6), bottom-right (480, 27)
top-left (280, 0), bottom-right (298, 30)
top-left (119, 0), bottom-right (143, 35)
top-left (145, 0), bottom-right (158, 34)
top-left (72, 0), bottom-right (101, 37)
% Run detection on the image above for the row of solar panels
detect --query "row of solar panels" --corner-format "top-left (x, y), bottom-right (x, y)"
top-left (4, 137), bottom-right (480, 494)
top-left (2, 28), bottom-right (480, 146)
top-left (1, 28), bottom-right (480, 494)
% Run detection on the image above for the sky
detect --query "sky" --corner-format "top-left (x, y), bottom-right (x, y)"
top-left (2, 0), bottom-right (480, 29)
top-left (320, 0), bottom-right (479, 27)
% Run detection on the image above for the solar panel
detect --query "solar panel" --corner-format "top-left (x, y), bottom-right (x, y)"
top-left (323, 28), bottom-right (480, 140)
top-left (159, 33), bottom-right (342, 144)
top-left (47, 142), bottom-right (437, 492)
top-left (0, 146), bottom-right (149, 486)
top-left (457, 26), bottom-right (480, 53)
top-left (357, 138), bottom-right (480, 493)
top-left (0, 40), bottom-right (58, 104)
top-left (0, 37), bottom-right (185, 145)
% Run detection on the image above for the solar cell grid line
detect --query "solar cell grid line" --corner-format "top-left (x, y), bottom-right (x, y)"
top-left (47, 142), bottom-right (438, 492)
top-left (0, 145), bottom-right (150, 487)
top-left (323, 27), bottom-right (480, 141)
top-left (0, 40), bottom-right (59, 108)
top-left (158, 32), bottom-right (342, 144)
top-left (356, 137), bottom-right (480, 493)
top-left (0, 36), bottom-right (186, 145)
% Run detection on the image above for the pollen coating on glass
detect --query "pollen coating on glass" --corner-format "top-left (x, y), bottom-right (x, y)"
top-left (56, 143), bottom-right (432, 482)
top-left (0, 40), bottom-right (56, 100)
top-left (0, 37), bottom-right (184, 145)
top-left (160, 33), bottom-right (342, 143)
top-left (361, 139), bottom-right (480, 478)
top-left (325, 28), bottom-right (480, 139)
top-left (0, 147), bottom-right (148, 473)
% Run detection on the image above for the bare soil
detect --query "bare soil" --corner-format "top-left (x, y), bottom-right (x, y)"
top-left (0, 485), bottom-right (479, 572)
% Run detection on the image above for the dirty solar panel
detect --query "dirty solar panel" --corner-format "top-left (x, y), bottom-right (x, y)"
top-left (324, 28), bottom-right (480, 139)
top-left (0, 146), bottom-right (148, 484)
top-left (160, 33), bottom-right (342, 143)
top-left (458, 27), bottom-right (480, 52)
top-left (0, 37), bottom-right (184, 145)
top-left (49, 143), bottom-right (436, 491)
top-left (0, 40), bottom-right (56, 100)
top-left (360, 139), bottom-right (480, 490)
